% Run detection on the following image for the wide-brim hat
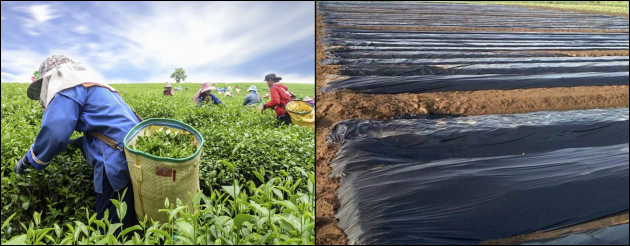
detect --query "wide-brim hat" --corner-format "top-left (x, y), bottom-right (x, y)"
top-left (200, 87), bottom-right (215, 94)
top-left (27, 55), bottom-right (76, 100)
top-left (27, 78), bottom-right (44, 100)
top-left (200, 82), bottom-right (216, 94)
top-left (304, 96), bottom-right (312, 101)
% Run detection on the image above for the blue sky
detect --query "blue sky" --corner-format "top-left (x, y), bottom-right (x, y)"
top-left (1, 1), bottom-right (315, 84)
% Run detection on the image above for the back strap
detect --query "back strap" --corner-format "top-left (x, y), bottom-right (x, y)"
top-left (89, 132), bottom-right (122, 150)
top-left (87, 108), bottom-right (143, 150)
top-left (132, 109), bottom-right (144, 122)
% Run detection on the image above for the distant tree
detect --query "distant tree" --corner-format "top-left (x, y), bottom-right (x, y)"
top-left (170, 68), bottom-right (187, 83)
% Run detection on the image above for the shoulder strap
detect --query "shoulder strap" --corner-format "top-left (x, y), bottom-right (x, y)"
top-left (87, 108), bottom-right (143, 151)
top-left (132, 109), bottom-right (144, 122)
top-left (89, 132), bottom-right (122, 150)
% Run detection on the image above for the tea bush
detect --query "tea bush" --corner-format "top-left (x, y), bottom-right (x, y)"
top-left (1, 82), bottom-right (315, 244)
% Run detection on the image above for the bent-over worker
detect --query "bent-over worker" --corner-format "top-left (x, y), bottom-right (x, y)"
top-left (13, 55), bottom-right (140, 235)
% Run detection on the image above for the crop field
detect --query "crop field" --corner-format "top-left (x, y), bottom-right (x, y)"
top-left (1, 82), bottom-right (315, 244)
top-left (316, 1), bottom-right (629, 245)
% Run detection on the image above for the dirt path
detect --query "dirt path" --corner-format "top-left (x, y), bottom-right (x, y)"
top-left (315, 4), bottom-right (629, 245)
top-left (317, 86), bottom-right (630, 128)
top-left (316, 10), bottom-right (347, 245)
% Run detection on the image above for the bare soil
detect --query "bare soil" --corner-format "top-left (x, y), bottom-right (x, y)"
top-left (505, 50), bottom-right (630, 57)
top-left (317, 86), bottom-right (630, 128)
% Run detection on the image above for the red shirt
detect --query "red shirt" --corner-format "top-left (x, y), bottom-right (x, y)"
top-left (264, 83), bottom-right (291, 118)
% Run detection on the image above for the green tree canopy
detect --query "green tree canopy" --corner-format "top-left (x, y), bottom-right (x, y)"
top-left (170, 68), bottom-right (187, 83)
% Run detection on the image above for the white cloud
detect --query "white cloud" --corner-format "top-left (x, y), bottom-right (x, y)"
top-left (73, 25), bottom-right (89, 34)
top-left (1, 2), bottom-right (314, 84)
top-left (86, 2), bottom-right (314, 75)
top-left (1, 16), bottom-right (5, 20)
top-left (25, 4), bottom-right (59, 23)
top-left (11, 4), bottom-right (60, 36)
top-left (0, 49), bottom-right (44, 82)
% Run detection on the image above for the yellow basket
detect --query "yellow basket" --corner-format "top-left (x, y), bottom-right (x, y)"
top-left (285, 100), bottom-right (314, 129)
top-left (123, 119), bottom-right (203, 224)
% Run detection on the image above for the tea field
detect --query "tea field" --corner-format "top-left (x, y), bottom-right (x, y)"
top-left (1, 82), bottom-right (315, 244)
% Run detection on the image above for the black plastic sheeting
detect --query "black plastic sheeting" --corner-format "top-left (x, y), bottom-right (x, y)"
top-left (338, 62), bottom-right (629, 76)
top-left (321, 72), bottom-right (629, 94)
top-left (321, 56), bottom-right (629, 65)
top-left (318, 2), bottom-right (629, 30)
top-left (319, 3), bottom-right (629, 95)
top-left (324, 21), bottom-right (628, 30)
top-left (327, 108), bottom-right (629, 173)
top-left (329, 46), bottom-right (626, 52)
top-left (520, 224), bottom-right (629, 245)
top-left (324, 39), bottom-right (629, 48)
top-left (324, 30), bottom-right (630, 41)
top-left (329, 108), bottom-right (630, 245)
top-left (329, 51), bottom-right (568, 60)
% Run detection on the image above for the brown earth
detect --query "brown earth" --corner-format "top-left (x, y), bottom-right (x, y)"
top-left (500, 4), bottom-right (630, 18)
top-left (315, 5), bottom-right (630, 246)
top-left (317, 86), bottom-right (630, 128)
top-left (315, 10), bottom-right (347, 245)
top-left (508, 50), bottom-right (630, 57)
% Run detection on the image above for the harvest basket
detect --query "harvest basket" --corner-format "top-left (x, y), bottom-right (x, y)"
top-left (285, 100), bottom-right (314, 129)
top-left (123, 118), bottom-right (204, 224)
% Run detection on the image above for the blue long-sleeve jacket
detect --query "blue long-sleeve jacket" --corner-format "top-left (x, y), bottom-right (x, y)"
top-left (27, 85), bottom-right (140, 194)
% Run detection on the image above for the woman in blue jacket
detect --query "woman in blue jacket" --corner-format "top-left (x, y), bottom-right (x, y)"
top-left (13, 55), bottom-right (140, 235)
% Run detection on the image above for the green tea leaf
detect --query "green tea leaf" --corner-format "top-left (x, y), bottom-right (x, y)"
top-left (234, 214), bottom-right (255, 228)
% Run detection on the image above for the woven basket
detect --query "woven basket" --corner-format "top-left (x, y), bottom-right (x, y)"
top-left (123, 119), bottom-right (204, 224)
top-left (285, 100), bottom-right (315, 129)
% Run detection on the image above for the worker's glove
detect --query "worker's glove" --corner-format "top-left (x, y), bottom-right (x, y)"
top-left (68, 137), bottom-right (86, 159)
top-left (14, 154), bottom-right (31, 174)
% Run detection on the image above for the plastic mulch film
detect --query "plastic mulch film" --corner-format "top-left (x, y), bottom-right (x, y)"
top-left (329, 108), bottom-right (629, 245)
top-left (319, 2), bottom-right (629, 95)
top-left (323, 30), bottom-right (630, 41)
top-left (328, 51), bottom-right (566, 60)
top-left (337, 62), bottom-right (629, 76)
top-left (323, 39), bottom-right (629, 49)
top-left (320, 72), bottom-right (629, 94)
top-left (519, 224), bottom-right (629, 245)
top-left (321, 56), bottom-right (629, 66)
top-left (318, 2), bottom-right (629, 31)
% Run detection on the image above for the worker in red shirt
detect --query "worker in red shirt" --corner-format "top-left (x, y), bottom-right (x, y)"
top-left (261, 73), bottom-right (292, 126)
